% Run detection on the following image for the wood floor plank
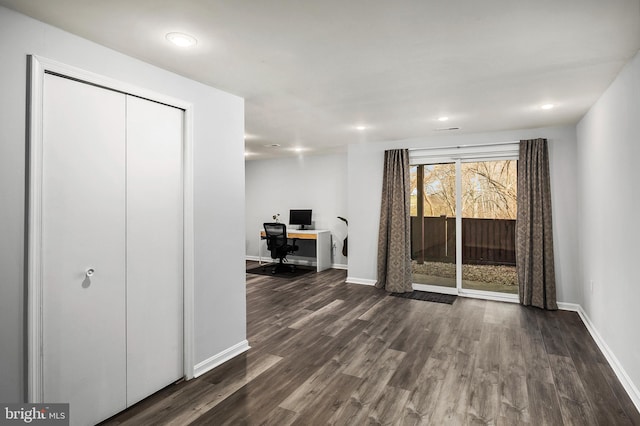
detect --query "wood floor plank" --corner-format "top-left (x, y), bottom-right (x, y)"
top-left (263, 326), bottom-right (333, 359)
top-left (102, 377), bottom-right (216, 425)
top-left (525, 378), bottom-right (565, 426)
top-left (572, 357), bottom-right (634, 425)
top-left (598, 362), bottom-right (640, 425)
top-left (521, 321), bottom-right (556, 385)
top-left (101, 262), bottom-right (640, 425)
top-left (357, 296), bottom-right (395, 321)
top-left (278, 357), bottom-right (347, 411)
top-left (289, 373), bottom-right (363, 425)
top-left (339, 331), bottom-right (391, 379)
top-left (498, 326), bottom-right (530, 424)
top-left (258, 406), bottom-right (297, 426)
top-left (402, 390), bottom-right (433, 425)
top-left (403, 320), bottom-right (464, 424)
top-left (428, 323), bottom-right (478, 424)
top-left (190, 351), bottom-right (333, 424)
top-left (168, 352), bottom-right (283, 425)
top-left (328, 348), bottom-right (406, 424)
top-left (483, 299), bottom-right (523, 329)
top-left (548, 354), bottom-right (598, 426)
top-left (386, 322), bottom-right (441, 390)
top-left (467, 367), bottom-right (501, 425)
top-left (538, 311), bottom-right (572, 357)
top-left (99, 380), bottom-right (197, 425)
top-left (466, 325), bottom-right (501, 424)
top-left (288, 299), bottom-right (344, 329)
top-left (498, 372), bottom-right (531, 425)
top-left (321, 290), bottom-right (386, 337)
top-left (560, 310), bottom-right (607, 366)
top-left (365, 385), bottom-right (412, 425)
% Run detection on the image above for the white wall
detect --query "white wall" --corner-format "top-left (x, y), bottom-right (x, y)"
top-left (347, 125), bottom-right (580, 305)
top-left (576, 50), bottom-right (640, 403)
top-left (245, 153), bottom-right (348, 268)
top-left (0, 6), bottom-right (246, 402)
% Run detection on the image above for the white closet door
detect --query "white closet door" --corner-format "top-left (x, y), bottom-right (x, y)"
top-left (125, 96), bottom-right (184, 405)
top-left (42, 74), bottom-right (127, 424)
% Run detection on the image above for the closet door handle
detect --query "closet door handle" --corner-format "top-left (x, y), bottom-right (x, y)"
top-left (85, 268), bottom-right (95, 277)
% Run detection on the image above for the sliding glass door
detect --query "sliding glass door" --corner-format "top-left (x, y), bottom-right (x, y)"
top-left (410, 163), bottom-right (457, 293)
top-left (460, 160), bottom-right (518, 295)
top-left (410, 148), bottom-right (518, 298)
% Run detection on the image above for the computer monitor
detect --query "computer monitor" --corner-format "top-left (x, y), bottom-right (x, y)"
top-left (289, 209), bottom-right (312, 229)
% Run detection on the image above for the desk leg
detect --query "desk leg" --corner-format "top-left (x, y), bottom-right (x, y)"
top-left (315, 233), bottom-right (332, 272)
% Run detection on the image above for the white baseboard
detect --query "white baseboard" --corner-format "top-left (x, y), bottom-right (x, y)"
top-left (346, 277), bottom-right (376, 286)
top-left (556, 301), bottom-right (581, 312)
top-left (332, 263), bottom-right (348, 270)
top-left (557, 303), bottom-right (640, 412)
top-left (193, 340), bottom-right (250, 378)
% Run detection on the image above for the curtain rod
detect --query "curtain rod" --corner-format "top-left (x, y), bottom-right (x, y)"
top-left (409, 140), bottom-right (519, 152)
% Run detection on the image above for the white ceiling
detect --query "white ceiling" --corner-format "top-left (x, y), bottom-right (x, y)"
top-left (2, 1), bottom-right (639, 159)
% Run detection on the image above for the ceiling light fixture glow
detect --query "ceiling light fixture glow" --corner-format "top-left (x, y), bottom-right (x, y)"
top-left (437, 116), bottom-right (449, 122)
top-left (166, 32), bottom-right (198, 47)
top-left (355, 125), bottom-right (367, 131)
top-left (540, 104), bottom-right (555, 110)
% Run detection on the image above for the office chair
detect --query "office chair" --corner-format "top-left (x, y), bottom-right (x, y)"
top-left (263, 223), bottom-right (299, 274)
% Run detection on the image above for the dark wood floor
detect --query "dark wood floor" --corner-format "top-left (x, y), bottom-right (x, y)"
top-left (103, 261), bottom-right (640, 425)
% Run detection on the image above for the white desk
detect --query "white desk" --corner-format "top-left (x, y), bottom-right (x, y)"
top-left (259, 229), bottom-right (332, 272)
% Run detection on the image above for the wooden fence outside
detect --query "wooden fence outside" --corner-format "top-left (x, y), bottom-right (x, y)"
top-left (411, 215), bottom-right (516, 266)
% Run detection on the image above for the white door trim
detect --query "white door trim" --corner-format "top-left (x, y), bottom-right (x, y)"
top-left (26, 55), bottom-right (196, 402)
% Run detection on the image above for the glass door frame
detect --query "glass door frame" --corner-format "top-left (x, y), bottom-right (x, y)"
top-left (411, 147), bottom-right (519, 303)
top-left (411, 161), bottom-right (458, 296)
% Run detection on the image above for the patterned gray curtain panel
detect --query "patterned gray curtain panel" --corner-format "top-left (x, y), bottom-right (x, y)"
top-left (516, 139), bottom-right (558, 310)
top-left (376, 149), bottom-right (413, 293)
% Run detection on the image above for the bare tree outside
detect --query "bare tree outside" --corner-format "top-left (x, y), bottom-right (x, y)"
top-left (410, 161), bottom-right (517, 219)
top-left (461, 161), bottom-right (517, 219)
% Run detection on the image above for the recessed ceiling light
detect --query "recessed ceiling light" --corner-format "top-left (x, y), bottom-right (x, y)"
top-left (166, 32), bottom-right (198, 48)
top-left (540, 104), bottom-right (555, 110)
top-left (355, 125), bottom-right (367, 131)
top-left (437, 116), bottom-right (449, 122)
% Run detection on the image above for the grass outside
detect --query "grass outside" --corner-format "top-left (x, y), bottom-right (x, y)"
top-left (411, 260), bottom-right (518, 294)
